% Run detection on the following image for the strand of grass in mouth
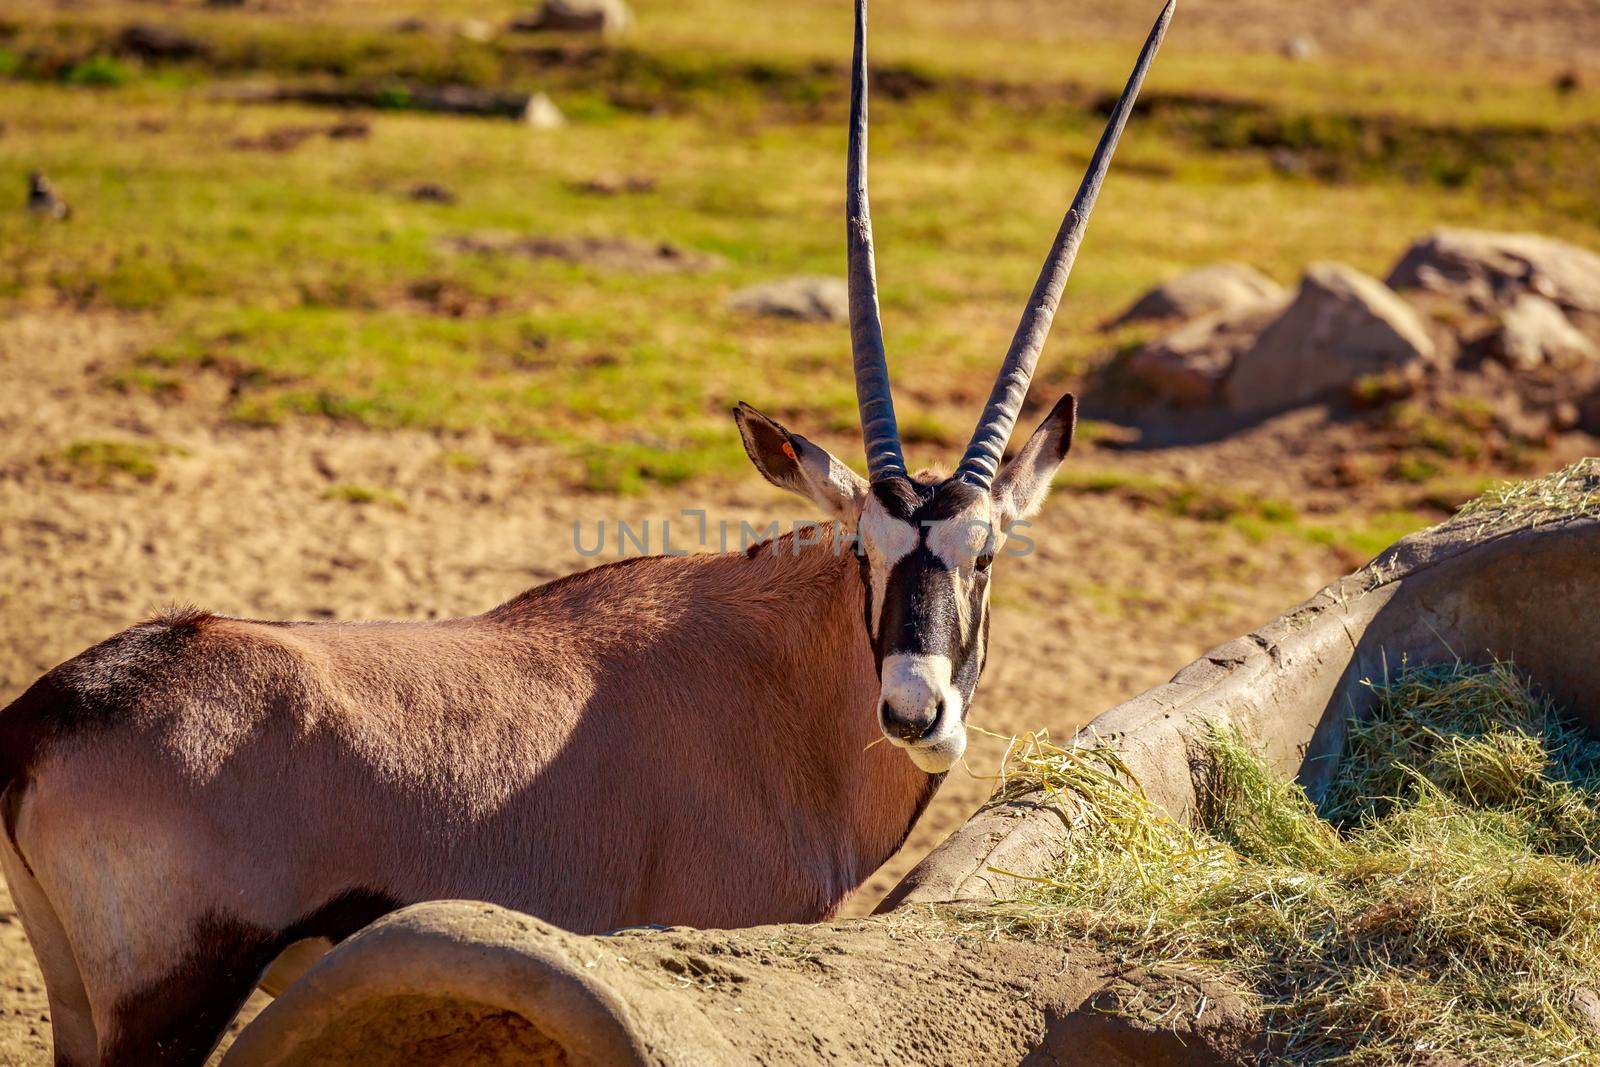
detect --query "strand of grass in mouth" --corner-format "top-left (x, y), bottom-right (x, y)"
top-left (955, 660), bottom-right (1600, 1065)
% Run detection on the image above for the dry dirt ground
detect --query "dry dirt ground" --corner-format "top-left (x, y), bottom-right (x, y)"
top-left (0, 310), bottom-right (1363, 1062)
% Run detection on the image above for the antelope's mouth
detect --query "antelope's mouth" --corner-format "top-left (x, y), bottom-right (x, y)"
top-left (890, 723), bottom-right (967, 773)
top-left (878, 653), bottom-right (968, 773)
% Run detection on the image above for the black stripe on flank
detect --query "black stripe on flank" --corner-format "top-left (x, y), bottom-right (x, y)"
top-left (106, 888), bottom-right (400, 1066)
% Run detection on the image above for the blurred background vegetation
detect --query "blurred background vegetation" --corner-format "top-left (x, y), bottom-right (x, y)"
top-left (3, 0), bottom-right (1596, 494)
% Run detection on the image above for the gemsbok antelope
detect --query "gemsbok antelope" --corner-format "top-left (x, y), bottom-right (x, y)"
top-left (0, 1), bottom-right (1173, 1063)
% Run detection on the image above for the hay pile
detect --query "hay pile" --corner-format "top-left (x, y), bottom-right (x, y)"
top-left (982, 661), bottom-right (1600, 1064)
top-left (1454, 456), bottom-right (1600, 534)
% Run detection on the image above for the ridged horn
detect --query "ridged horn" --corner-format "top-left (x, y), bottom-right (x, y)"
top-left (955, 0), bottom-right (1175, 488)
top-left (847, 0), bottom-right (907, 483)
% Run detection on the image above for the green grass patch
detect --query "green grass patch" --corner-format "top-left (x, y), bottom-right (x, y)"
top-left (42, 438), bottom-right (170, 484)
top-left (979, 660), bottom-right (1600, 1063)
top-left (576, 430), bottom-right (736, 494)
top-left (105, 364), bottom-right (184, 399)
top-left (1057, 469), bottom-right (1300, 526)
top-left (322, 482), bottom-right (407, 509)
top-left (1287, 509), bottom-right (1430, 561)
top-left (5, 4), bottom-right (1599, 218)
top-left (1385, 400), bottom-right (1486, 461)
top-left (1055, 467), bottom-right (1432, 559)
top-left (61, 54), bottom-right (130, 87)
top-left (1388, 453), bottom-right (1440, 485)
top-left (2, 2), bottom-right (1598, 494)
top-left (436, 448), bottom-right (485, 472)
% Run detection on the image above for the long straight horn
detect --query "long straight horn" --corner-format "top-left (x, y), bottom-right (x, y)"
top-left (955, 0), bottom-right (1175, 488)
top-left (847, 0), bottom-right (906, 483)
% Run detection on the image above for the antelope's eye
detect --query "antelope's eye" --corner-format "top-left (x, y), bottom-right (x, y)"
top-left (975, 552), bottom-right (995, 572)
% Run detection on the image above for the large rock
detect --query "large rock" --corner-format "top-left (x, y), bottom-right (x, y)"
top-left (1225, 262), bottom-right (1436, 415)
top-left (1110, 262), bottom-right (1285, 326)
top-left (727, 276), bottom-right (849, 323)
top-left (1492, 293), bottom-right (1598, 370)
top-left (509, 0), bottom-right (633, 34)
top-left (1386, 229), bottom-right (1600, 315)
top-left (1125, 300), bottom-right (1285, 408)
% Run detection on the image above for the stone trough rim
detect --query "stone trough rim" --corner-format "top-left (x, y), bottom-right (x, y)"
top-left (222, 902), bottom-right (652, 1065)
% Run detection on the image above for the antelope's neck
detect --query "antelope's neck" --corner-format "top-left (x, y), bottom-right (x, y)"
top-left (717, 533), bottom-right (935, 913)
top-left (499, 531), bottom-right (938, 922)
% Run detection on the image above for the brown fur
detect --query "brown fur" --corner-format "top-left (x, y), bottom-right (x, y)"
top-left (0, 535), bottom-right (929, 1064)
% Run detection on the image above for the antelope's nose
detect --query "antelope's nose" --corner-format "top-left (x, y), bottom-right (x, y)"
top-left (879, 653), bottom-right (956, 744)
top-left (880, 694), bottom-right (944, 742)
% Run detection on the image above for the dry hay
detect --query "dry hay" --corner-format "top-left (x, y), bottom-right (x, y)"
top-left (956, 660), bottom-right (1600, 1065)
top-left (1453, 455), bottom-right (1600, 535)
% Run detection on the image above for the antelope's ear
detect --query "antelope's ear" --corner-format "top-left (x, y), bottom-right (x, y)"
top-left (991, 393), bottom-right (1077, 529)
top-left (734, 403), bottom-right (869, 522)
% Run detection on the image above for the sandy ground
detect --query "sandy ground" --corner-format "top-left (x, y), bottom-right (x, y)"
top-left (0, 310), bottom-right (1355, 1062)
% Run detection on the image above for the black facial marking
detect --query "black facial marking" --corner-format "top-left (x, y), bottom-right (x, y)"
top-left (855, 543), bottom-right (876, 646)
top-left (951, 582), bottom-right (990, 700)
top-left (861, 476), bottom-right (994, 715)
top-left (870, 476), bottom-right (924, 519)
top-left (877, 546), bottom-right (955, 660)
top-left (870, 476), bottom-right (982, 522)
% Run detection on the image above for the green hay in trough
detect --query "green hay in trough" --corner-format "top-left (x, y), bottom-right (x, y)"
top-left (982, 661), bottom-right (1600, 1065)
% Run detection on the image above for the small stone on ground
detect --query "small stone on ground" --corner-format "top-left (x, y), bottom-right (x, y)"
top-left (727, 277), bottom-right (849, 322)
